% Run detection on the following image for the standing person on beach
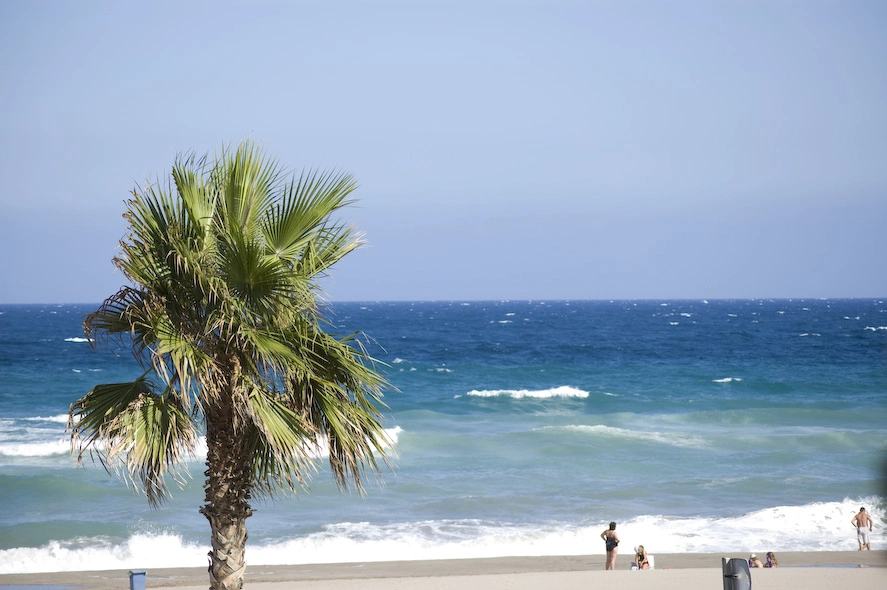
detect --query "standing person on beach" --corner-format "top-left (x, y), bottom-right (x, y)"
top-left (852, 507), bottom-right (873, 550)
top-left (601, 522), bottom-right (619, 570)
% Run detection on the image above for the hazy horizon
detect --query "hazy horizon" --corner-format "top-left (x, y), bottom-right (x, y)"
top-left (2, 1), bottom-right (885, 304)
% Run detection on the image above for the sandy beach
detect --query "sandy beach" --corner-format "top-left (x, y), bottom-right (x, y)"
top-left (2, 551), bottom-right (884, 590)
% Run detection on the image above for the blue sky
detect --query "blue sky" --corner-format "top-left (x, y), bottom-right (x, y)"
top-left (1, 1), bottom-right (885, 303)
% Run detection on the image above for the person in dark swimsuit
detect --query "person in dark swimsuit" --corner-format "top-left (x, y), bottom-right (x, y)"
top-left (601, 521), bottom-right (619, 570)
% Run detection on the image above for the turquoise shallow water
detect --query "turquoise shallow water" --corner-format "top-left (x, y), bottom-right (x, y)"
top-left (1, 299), bottom-right (885, 573)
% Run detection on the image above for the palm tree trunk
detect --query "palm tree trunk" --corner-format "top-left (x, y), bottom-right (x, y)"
top-left (201, 399), bottom-right (254, 590)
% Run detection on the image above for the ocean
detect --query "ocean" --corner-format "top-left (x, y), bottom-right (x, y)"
top-left (1, 299), bottom-right (885, 574)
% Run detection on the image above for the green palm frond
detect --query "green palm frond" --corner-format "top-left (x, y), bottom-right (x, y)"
top-left (243, 386), bottom-right (318, 495)
top-left (83, 287), bottom-right (147, 342)
top-left (264, 170), bottom-right (356, 257)
top-left (311, 381), bottom-right (388, 493)
top-left (216, 141), bottom-right (281, 239)
top-left (171, 152), bottom-right (215, 239)
top-left (296, 223), bottom-right (363, 278)
top-left (283, 327), bottom-right (390, 494)
top-left (236, 324), bottom-right (304, 371)
top-left (147, 314), bottom-right (213, 400)
top-left (68, 377), bottom-right (198, 506)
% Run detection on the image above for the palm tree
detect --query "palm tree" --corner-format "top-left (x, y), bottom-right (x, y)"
top-left (67, 140), bottom-right (390, 590)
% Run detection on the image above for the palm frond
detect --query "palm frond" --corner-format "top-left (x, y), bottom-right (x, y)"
top-left (263, 169), bottom-right (357, 261)
top-left (68, 377), bottom-right (199, 506)
top-left (216, 141), bottom-right (282, 240)
top-left (171, 151), bottom-right (215, 240)
top-left (282, 327), bottom-right (390, 495)
top-left (84, 287), bottom-right (147, 343)
top-left (243, 385), bottom-right (318, 495)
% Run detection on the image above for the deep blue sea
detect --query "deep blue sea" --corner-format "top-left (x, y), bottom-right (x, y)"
top-left (1, 299), bottom-right (885, 574)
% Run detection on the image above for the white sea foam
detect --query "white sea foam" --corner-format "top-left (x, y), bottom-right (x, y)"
top-left (0, 532), bottom-right (207, 574)
top-left (64, 337), bottom-right (90, 343)
top-left (712, 377), bottom-right (742, 383)
top-left (614, 497), bottom-right (885, 555)
top-left (460, 386), bottom-right (589, 399)
top-left (0, 439), bottom-right (70, 457)
top-left (2, 498), bottom-right (881, 574)
top-left (24, 414), bottom-right (70, 423)
top-left (555, 424), bottom-right (708, 449)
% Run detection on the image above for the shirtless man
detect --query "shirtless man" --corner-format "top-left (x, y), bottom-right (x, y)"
top-left (851, 507), bottom-right (873, 550)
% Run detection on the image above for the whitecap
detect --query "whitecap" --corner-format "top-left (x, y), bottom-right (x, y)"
top-left (24, 414), bottom-right (70, 423)
top-left (0, 532), bottom-right (208, 574)
top-left (461, 386), bottom-right (589, 399)
top-left (555, 424), bottom-right (708, 449)
top-left (0, 440), bottom-right (70, 457)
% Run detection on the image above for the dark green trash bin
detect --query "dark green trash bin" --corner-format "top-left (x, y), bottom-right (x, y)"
top-left (722, 558), bottom-right (751, 590)
top-left (129, 570), bottom-right (147, 590)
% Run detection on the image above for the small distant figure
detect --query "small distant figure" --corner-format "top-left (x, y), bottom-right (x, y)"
top-left (601, 521), bottom-right (619, 570)
top-left (748, 553), bottom-right (764, 568)
top-left (631, 545), bottom-right (651, 570)
top-left (764, 552), bottom-right (778, 568)
top-left (852, 507), bottom-right (873, 550)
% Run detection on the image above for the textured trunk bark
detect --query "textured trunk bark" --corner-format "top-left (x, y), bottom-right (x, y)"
top-left (201, 397), bottom-right (253, 590)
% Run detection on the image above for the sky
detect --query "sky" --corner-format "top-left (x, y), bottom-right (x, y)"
top-left (1, 0), bottom-right (885, 304)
